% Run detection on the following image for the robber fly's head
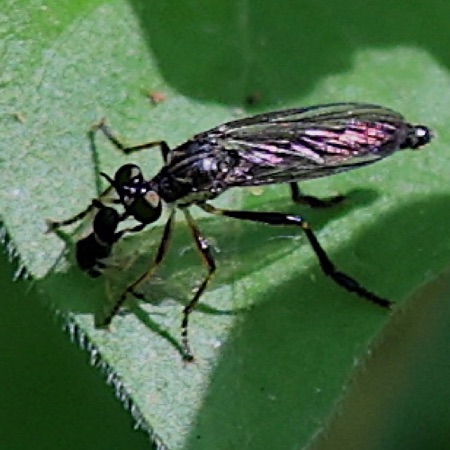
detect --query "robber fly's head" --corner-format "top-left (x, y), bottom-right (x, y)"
top-left (101, 164), bottom-right (162, 225)
top-left (401, 124), bottom-right (433, 150)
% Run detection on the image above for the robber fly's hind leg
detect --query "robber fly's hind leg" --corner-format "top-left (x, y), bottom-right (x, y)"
top-left (199, 202), bottom-right (392, 310)
top-left (290, 182), bottom-right (345, 208)
top-left (90, 119), bottom-right (172, 163)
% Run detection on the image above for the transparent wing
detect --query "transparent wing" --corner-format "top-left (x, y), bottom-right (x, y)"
top-left (197, 103), bottom-right (410, 186)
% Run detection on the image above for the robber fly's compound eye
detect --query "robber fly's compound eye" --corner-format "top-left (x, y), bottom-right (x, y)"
top-left (115, 164), bottom-right (144, 187)
top-left (112, 163), bottom-right (150, 199)
top-left (131, 190), bottom-right (162, 224)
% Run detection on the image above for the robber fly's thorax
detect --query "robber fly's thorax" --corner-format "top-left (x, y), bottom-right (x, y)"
top-left (154, 139), bottom-right (239, 206)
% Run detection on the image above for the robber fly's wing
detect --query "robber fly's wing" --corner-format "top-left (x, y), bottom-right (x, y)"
top-left (199, 103), bottom-right (409, 186)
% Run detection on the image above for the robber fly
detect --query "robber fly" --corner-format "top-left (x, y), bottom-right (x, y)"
top-left (47, 102), bottom-right (433, 360)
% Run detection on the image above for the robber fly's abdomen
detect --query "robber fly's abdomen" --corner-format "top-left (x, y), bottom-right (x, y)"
top-left (219, 119), bottom-right (430, 188)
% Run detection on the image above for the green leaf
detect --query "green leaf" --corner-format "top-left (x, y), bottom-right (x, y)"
top-left (313, 269), bottom-right (450, 450)
top-left (2, 1), bottom-right (450, 449)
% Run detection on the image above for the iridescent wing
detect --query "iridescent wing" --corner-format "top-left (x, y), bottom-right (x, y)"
top-left (196, 103), bottom-right (423, 186)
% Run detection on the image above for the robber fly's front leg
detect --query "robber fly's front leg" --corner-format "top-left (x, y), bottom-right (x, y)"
top-left (90, 119), bottom-right (172, 163)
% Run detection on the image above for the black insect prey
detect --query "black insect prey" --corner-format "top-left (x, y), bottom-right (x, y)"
top-left (74, 202), bottom-right (123, 278)
top-left (47, 102), bottom-right (433, 360)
